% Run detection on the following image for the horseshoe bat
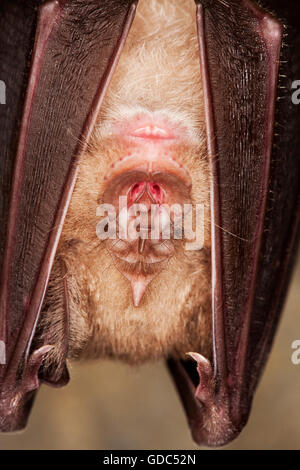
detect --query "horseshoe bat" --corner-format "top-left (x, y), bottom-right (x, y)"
top-left (0, 0), bottom-right (299, 447)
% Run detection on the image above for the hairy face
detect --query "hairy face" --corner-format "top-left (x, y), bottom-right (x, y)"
top-left (40, 0), bottom-right (212, 368)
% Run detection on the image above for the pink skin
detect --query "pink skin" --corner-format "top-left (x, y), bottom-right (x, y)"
top-left (128, 182), bottom-right (165, 206)
top-left (112, 113), bottom-right (189, 143)
top-left (103, 115), bottom-right (192, 306)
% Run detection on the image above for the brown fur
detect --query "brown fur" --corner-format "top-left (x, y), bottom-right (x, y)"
top-left (40, 0), bottom-right (212, 367)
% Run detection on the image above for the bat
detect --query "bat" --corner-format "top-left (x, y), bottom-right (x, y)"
top-left (0, 0), bottom-right (299, 447)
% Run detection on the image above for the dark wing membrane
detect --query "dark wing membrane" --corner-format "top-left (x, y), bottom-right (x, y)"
top-left (169, 0), bottom-right (300, 446)
top-left (0, 0), bottom-right (137, 432)
top-left (247, 0), bottom-right (300, 398)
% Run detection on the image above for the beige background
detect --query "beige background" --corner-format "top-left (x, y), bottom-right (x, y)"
top-left (0, 257), bottom-right (299, 450)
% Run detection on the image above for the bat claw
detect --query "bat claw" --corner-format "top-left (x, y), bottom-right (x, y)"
top-left (24, 345), bottom-right (55, 392)
top-left (186, 351), bottom-right (214, 404)
top-left (0, 344), bottom-right (56, 432)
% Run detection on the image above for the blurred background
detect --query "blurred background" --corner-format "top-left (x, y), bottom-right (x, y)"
top-left (0, 257), bottom-right (299, 450)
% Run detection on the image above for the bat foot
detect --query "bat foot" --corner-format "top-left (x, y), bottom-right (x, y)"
top-left (0, 344), bottom-right (68, 432)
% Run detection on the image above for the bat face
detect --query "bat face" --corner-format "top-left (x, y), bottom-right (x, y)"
top-left (40, 0), bottom-right (212, 367)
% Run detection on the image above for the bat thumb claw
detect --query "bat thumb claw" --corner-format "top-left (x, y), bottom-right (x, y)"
top-left (24, 344), bottom-right (55, 392)
top-left (0, 345), bottom-right (56, 432)
top-left (186, 351), bottom-right (214, 404)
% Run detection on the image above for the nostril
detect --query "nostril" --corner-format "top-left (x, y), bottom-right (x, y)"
top-left (148, 182), bottom-right (165, 204)
top-left (128, 182), bottom-right (146, 204)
